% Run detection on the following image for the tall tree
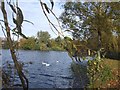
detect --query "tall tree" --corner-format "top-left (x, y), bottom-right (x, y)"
top-left (60, 1), bottom-right (120, 58)
top-left (37, 31), bottom-right (51, 44)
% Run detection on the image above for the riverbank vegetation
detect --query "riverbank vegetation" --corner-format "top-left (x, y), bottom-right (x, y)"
top-left (1, 31), bottom-right (65, 51)
top-left (60, 1), bottom-right (120, 88)
top-left (19, 31), bottom-right (65, 51)
top-left (87, 58), bottom-right (120, 88)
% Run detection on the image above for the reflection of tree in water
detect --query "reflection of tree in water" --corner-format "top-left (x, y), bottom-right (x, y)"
top-left (70, 62), bottom-right (89, 88)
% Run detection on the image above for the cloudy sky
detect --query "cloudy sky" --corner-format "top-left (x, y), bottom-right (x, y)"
top-left (0, 0), bottom-right (67, 39)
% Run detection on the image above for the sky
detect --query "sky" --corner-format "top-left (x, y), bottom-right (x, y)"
top-left (0, 0), bottom-right (68, 39)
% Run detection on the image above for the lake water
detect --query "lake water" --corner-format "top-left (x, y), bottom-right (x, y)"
top-left (1, 49), bottom-right (89, 88)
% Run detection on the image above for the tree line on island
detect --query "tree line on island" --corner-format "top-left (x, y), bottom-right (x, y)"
top-left (2, 30), bottom-right (120, 59)
top-left (2, 31), bottom-right (65, 51)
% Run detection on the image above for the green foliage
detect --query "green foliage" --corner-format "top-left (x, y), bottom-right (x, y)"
top-left (64, 37), bottom-right (77, 59)
top-left (39, 43), bottom-right (48, 51)
top-left (34, 43), bottom-right (40, 50)
top-left (87, 58), bottom-right (113, 88)
top-left (37, 31), bottom-right (50, 44)
top-left (55, 36), bottom-right (62, 44)
top-left (48, 36), bottom-right (65, 51)
top-left (18, 32), bottom-right (65, 51)
top-left (60, 2), bottom-right (120, 57)
top-left (19, 37), bottom-right (36, 50)
top-left (100, 66), bottom-right (112, 83)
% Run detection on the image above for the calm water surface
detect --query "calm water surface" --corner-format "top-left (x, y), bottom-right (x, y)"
top-left (2, 49), bottom-right (89, 88)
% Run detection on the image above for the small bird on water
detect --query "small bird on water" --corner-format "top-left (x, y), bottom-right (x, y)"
top-left (42, 62), bottom-right (50, 67)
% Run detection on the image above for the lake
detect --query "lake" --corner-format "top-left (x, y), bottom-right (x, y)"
top-left (1, 49), bottom-right (89, 88)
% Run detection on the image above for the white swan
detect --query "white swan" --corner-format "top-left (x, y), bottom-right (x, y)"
top-left (42, 62), bottom-right (50, 67)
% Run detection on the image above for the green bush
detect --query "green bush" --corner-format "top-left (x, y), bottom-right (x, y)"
top-left (87, 58), bottom-right (113, 88)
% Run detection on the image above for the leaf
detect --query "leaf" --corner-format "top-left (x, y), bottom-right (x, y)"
top-left (50, 0), bottom-right (54, 10)
top-left (64, 36), bottom-right (72, 41)
top-left (64, 29), bottom-right (73, 32)
top-left (12, 32), bottom-right (18, 36)
top-left (8, 3), bottom-right (16, 13)
top-left (72, 28), bottom-right (79, 32)
top-left (12, 28), bottom-right (28, 39)
top-left (43, 3), bottom-right (50, 13)
top-left (19, 33), bottom-right (28, 39)
top-left (23, 20), bottom-right (34, 25)
top-left (17, 7), bottom-right (24, 25)
top-left (12, 13), bottom-right (17, 25)
top-left (12, 28), bottom-right (17, 32)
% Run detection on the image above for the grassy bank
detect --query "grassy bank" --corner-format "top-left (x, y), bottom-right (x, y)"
top-left (87, 58), bottom-right (120, 88)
